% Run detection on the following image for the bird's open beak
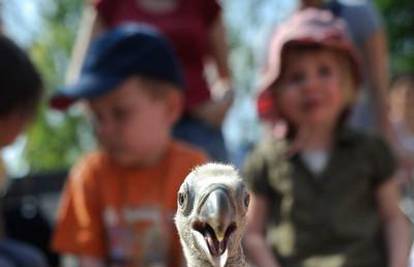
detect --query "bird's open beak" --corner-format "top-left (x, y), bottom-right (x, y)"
top-left (193, 187), bottom-right (237, 267)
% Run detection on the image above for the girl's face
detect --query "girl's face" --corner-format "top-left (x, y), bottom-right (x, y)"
top-left (276, 49), bottom-right (350, 129)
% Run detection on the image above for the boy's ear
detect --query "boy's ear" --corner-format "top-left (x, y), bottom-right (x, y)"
top-left (165, 88), bottom-right (184, 125)
top-left (0, 112), bottom-right (29, 148)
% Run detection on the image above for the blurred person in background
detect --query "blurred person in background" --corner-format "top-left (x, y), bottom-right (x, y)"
top-left (258, 0), bottom-right (396, 153)
top-left (0, 34), bottom-right (48, 267)
top-left (297, 1), bottom-right (414, 189)
top-left (243, 8), bottom-right (411, 267)
top-left (50, 24), bottom-right (207, 267)
top-left (389, 74), bottom-right (414, 182)
top-left (300, 0), bottom-right (392, 136)
top-left (389, 74), bottom-right (414, 225)
top-left (66, 0), bottom-right (233, 162)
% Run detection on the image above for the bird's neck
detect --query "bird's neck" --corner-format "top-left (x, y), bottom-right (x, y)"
top-left (184, 254), bottom-right (210, 267)
top-left (226, 245), bottom-right (247, 267)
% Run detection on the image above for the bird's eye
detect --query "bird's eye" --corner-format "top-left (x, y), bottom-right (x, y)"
top-left (178, 191), bottom-right (187, 208)
top-left (244, 193), bottom-right (250, 209)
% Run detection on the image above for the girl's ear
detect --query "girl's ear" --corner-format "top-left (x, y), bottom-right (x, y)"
top-left (165, 88), bottom-right (184, 126)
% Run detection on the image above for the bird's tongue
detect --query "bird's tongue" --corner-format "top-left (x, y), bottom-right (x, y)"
top-left (205, 229), bottom-right (227, 257)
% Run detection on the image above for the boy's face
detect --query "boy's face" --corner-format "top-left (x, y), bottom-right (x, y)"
top-left (276, 49), bottom-right (348, 129)
top-left (87, 77), bottom-right (182, 167)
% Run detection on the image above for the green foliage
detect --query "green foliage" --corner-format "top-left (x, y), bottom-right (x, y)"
top-left (24, 0), bottom-right (95, 172)
top-left (375, 0), bottom-right (414, 74)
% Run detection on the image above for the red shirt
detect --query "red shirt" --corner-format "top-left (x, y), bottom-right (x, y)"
top-left (94, 0), bottom-right (221, 111)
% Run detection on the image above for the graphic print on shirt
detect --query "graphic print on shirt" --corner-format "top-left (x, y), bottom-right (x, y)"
top-left (104, 205), bottom-right (172, 267)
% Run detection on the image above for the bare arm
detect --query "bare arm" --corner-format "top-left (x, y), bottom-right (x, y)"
top-left (208, 14), bottom-right (231, 91)
top-left (193, 14), bottom-right (233, 128)
top-left (65, 3), bottom-right (106, 84)
top-left (376, 178), bottom-right (411, 267)
top-left (363, 29), bottom-right (393, 140)
top-left (362, 28), bottom-right (414, 180)
top-left (243, 194), bottom-right (281, 267)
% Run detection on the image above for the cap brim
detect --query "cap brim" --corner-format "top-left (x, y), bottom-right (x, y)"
top-left (49, 75), bottom-right (123, 110)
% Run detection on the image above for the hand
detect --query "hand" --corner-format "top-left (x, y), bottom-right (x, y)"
top-left (192, 89), bottom-right (234, 128)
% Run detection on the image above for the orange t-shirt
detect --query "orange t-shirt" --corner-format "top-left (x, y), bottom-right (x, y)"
top-left (52, 141), bottom-right (207, 267)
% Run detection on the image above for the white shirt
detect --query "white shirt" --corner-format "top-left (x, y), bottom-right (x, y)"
top-left (301, 149), bottom-right (329, 175)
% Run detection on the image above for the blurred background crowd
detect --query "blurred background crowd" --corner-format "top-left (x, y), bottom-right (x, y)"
top-left (0, 0), bottom-right (413, 267)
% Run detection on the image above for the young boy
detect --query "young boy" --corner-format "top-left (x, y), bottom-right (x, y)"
top-left (0, 34), bottom-right (47, 267)
top-left (243, 9), bottom-right (411, 267)
top-left (50, 24), bottom-right (208, 267)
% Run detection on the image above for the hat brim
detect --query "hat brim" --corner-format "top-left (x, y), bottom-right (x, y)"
top-left (50, 74), bottom-right (124, 110)
top-left (256, 38), bottom-right (361, 123)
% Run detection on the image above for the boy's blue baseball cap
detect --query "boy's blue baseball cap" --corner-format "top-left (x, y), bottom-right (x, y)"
top-left (50, 23), bottom-right (185, 110)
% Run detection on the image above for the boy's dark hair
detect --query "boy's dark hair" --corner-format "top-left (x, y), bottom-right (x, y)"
top-left (0, 34), bottom-right (43, 117)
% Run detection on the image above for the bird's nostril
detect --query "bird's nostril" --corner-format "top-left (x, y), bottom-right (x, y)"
top-left (225, 222), bottom-right (236, 239)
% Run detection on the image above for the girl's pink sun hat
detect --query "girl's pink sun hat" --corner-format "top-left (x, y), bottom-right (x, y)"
top-left (257, 8), bottom-right (362, 122)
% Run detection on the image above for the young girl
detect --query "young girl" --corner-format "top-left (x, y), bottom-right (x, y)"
top-left (243, 9), bottom-right (411, 267)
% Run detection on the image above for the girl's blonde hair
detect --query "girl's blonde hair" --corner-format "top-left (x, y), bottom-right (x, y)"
top-left (271, 44), bottom-right (358, 140)
top-left (335, 48), bottom-right (358, 107)
top-left (257, 8), bottom-right (361, 123)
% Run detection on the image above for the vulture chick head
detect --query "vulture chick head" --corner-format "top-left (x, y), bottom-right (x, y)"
top-left (175, 163), bottom-right (249, 267)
